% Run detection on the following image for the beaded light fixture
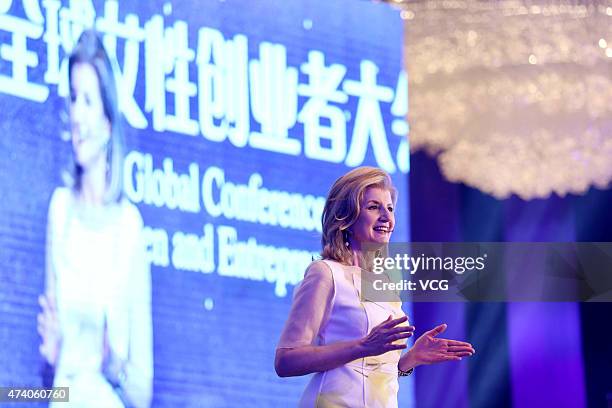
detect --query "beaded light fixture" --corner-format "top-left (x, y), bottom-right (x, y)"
top-left (379, 0), bottom-right (612, 199)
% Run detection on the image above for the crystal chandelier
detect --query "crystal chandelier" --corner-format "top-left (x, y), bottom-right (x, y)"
top-left (380, 0), bottom-right (612, 199)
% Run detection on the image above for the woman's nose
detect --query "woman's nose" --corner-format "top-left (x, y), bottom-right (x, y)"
top-left (379, 209), bottom-right (390, 221)
top-left (70, 100), bottom-right (86, 124)
top-left (71, 100), bottom-right (82, 117)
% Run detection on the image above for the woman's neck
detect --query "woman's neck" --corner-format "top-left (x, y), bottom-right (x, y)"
top-left (351, 251), bottom-right (378, 270)
top-left (79, 155), bottom-right (107, 206)
top-left (348, 243), bottom-right (372, 271)
top-left (348, 238), bottom-right (384, 271)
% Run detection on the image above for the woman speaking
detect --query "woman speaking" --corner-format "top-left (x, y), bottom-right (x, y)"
top-left (275, 167), bottom-right (474, 407)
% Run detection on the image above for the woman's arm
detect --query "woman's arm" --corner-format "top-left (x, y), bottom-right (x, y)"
top-left (38, 189), bottom-right (63, 381)
top-left (275, 315), bottom-right (413, 377)
top-left (107, 209), bottom-right (153, 408)
top-left (398, 324), bottom-right (475, 371)
top-left (275, 261), bottom-right (414, 377)
top-left (275, 339), bottom-right (364, 378)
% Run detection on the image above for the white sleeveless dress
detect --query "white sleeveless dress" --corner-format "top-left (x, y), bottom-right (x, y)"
top-left (46, 188), bottom-right (153, 408)
top-left (277, 259), bottom-right (407, 408)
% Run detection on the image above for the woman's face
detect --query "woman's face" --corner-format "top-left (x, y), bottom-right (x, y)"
top-left (69, 62), bottom-right (111, 170)
top-left (349, 186), bottom-right (395, 246)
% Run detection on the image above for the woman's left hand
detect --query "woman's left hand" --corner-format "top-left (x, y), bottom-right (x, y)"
top-left (398, 324), bottom-right (475, 371)
top-left (102, 323), bottom-right (126, 387)
top-left (37, 294), bottom-right (61, 366)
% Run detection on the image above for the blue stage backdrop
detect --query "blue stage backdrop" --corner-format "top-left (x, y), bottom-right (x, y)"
top-left (0, 0), bottom-right (410, 406)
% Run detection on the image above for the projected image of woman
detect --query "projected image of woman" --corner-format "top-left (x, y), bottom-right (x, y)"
top-left (275, 167), bottom-right (475, 407)
top-left (37, 30), bottom-right (153, 408)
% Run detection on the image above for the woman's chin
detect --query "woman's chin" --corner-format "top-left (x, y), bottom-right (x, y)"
top-left (73, 146), bottom-right (103, 170)
top-left (365, 236), bottom-right (390, 246)
top-left (373, 233), bottom-right (391, 243)
top-left (73, 153), bottom-right (89, 168)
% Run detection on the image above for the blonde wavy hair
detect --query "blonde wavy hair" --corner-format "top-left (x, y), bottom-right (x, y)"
top-left (321, 167), bottom-right (397, 266)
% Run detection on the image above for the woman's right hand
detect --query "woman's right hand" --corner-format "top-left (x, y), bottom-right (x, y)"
top-left (37, 294), bottom-right (61, 366)
top-left (359, 315), bottom-right (415, 357)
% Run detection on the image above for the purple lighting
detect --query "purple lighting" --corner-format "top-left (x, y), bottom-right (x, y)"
top-left (505, 198), bottom-right (586, 408)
